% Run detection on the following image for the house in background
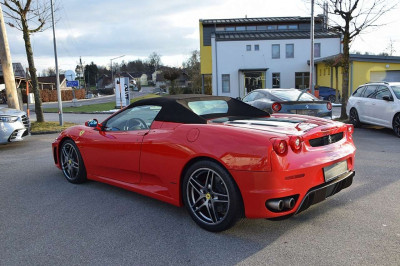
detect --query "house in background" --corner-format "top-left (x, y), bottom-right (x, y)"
top-left (37, 75), bottom-right (67, 90)
top-left (0, 63), bottom-right (26, 89)
top-left (199, 15), bottom-right (342, 98)
top-left (316, 54), bottom-right (400, 95)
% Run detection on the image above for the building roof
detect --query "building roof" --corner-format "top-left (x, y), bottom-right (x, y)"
top-left (215, 30), bottom-right (339, 41)
top-left (37, 74), bottom-right (66, 84)
top-left (0, 63), bottom-right (26, 78)
top-left (315, 54), bottom-right (400, 64)
top-left (201, 16), bottom-right (323, 25)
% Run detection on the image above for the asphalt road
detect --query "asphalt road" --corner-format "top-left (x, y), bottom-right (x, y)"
top-left (0, 122), bottom-right (399, 265)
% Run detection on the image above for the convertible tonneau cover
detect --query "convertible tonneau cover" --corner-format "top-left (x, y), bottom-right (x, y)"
top-left (130, 94), bottom-right (269, 124)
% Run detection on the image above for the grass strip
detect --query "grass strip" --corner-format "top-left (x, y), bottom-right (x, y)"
top-left (43, 94), bottom-right (159, 113)
top-left (30, 121), bottom-right (77, 134)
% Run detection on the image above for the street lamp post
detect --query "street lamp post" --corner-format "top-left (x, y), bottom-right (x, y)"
top-left (110, 55), bottom-right (125, 90)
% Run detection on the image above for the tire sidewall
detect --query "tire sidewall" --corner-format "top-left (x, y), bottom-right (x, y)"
top-left (393, 114), bottom-right (400, 138)
top-left (182, 160), bottom-right (242, 232)
top-left (350, 108), bottom-right (361, 127)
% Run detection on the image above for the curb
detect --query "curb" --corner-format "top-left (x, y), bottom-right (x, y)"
top-left (30, 131), bottom-right (61, 135)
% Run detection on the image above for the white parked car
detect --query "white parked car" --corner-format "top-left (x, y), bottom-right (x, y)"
top-left (346, 82), bottom-right (400, 137)
top-left (0, 107), bottom-right (30, 144)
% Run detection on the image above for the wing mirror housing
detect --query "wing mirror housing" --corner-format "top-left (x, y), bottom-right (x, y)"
top-left (382, 95), bottom-right (393, 101)
top-left (85, 119), bottom-right (103, 130)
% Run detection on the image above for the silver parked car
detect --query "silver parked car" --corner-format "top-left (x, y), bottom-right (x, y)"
top-left (0, 107), bottom-right (30, 144)
top-left (346, 82), bottom-right (400, 137)
top-left (243, 88), bottom-right (332, 119)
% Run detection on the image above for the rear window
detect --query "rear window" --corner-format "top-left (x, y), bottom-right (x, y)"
top-left (188, 100), bottom-right (228, 115)
top-left (269, 90), bottom-right (318, 101)
top-left (391, 86), bottom-right (400, 99)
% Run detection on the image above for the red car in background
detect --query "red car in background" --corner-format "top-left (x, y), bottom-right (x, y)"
top-left (52, 95), bottom-right (356, 232)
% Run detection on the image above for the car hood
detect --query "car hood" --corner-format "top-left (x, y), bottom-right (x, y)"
top-left (0, 107), bottom-right (26, 116)
top-left (223, 113), bottom-right (338, 135)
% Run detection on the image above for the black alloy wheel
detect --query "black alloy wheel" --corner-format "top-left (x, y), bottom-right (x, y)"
top-left (328, 95), bottom-right (336, 103)
top-left (60, 139), bottom-right (87, 184)
top-left (393, 114), bottom-right (400, 138)
top-left (349, 108), bottom-right (361, 128)
top-left (182, 160), bottom-right (243, 232)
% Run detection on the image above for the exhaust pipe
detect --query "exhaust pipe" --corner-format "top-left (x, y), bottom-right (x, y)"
top-left (266, 199), bottom-right (284, 211)
top-left (283, 198), bottom-right (295, 209)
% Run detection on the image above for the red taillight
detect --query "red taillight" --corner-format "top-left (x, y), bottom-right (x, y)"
top-left (272, 102), bottom-right (282, 112)
top-left (327, 102), bottom-right (332, 110)
top-left (273, 139), bottom-right (288, 155)
top-left (289, 136), bottom-right (303, 152)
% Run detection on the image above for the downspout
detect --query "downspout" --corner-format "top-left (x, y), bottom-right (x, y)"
top-left (214, 23), bottom-right (219, 96)
top-left (350, 61), bottom-right (354, 94)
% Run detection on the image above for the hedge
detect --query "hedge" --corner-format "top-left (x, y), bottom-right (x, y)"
top-left (21, 89), bottom-right (86, 103)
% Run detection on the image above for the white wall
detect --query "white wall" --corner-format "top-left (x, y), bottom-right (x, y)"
top-left (212, 37), bottom-right (341, 98)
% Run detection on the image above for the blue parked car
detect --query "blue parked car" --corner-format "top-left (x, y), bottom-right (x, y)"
top-left (317, 86), bottom-right (339, 103)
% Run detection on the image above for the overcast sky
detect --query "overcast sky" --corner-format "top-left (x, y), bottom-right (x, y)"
top-left (4, 0), bottom-right (400, 74)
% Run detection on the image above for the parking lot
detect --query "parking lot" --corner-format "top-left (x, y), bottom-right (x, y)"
top-left (0, 118), bottom-right (399, 265)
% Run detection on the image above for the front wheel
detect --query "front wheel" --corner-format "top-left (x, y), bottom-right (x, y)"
top-left (393, 114), bottom-right (400, 138)
top-left (182, 161), bottom-right (243, 232)
top-left (349, 108), bottom-right (361, 128)
top-left (60, 139), bottom-right (87, 184)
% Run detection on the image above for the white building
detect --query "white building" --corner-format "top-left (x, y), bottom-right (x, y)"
top-left (200, 16), bottom-right (342, 98)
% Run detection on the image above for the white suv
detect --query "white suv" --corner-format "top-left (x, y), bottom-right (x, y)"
top-left (346, 82), bottom-right (400, 137)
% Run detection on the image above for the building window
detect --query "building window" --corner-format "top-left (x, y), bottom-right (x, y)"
top-left (272, 73), bottom-right (280, 88)
top-left (288, 24), bottom-right (298, 30)
top-left (314, 43), bottom-right (321, 57)
top-left (257, 25), bottom-right (267, 30)
top-left (272, 44), bottom-right (280, 59)
top-left (222, 74), bottom-right (230, 93)
top-left (295, 72), bottom-right (310, 89)
top-left (286, 44), bottom-right (294, 58)
top-left (267, 25), bottom-right (277, 30)
top-left (236, 26), bottom-right (245, 31)
top-left (225, 27), bottom-right (235, 31)
top-left (255, 44), bottom-right (259, 51)
top-left (246, 45), bottom-right (251, 51)
top-left (247, 26), bottom-right (256, 31)
top-left (278, 25), bottom-right (288, 30)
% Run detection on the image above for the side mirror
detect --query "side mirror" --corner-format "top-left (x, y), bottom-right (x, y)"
top-left (85, 119), bottom-right (99, 127)
top-left (382, 95), bottom-right (393, 101)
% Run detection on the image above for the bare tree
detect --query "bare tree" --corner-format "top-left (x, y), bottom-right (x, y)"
top-left (1, 0), bottom-right (54, 122)
top-left (148, 52), bottom-right (161, 73)
top-left (316, 0), bottom-right (398, 119)
top-left (385, 38), bottom-right (396, 56)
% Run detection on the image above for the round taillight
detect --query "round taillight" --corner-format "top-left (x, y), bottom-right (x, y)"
top-left (273, 139), bottom-right (288, 155)
top-left (272, 102), bottom-right (282, 112)
top-left (289, 136), bottom-right (303, 152)
top-left (327, 102), bottom-right (332, 110)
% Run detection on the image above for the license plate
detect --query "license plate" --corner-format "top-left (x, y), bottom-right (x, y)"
top-left (323, 160), bottom-right (348, 182)
top-left (296, 109), bottom-right (317, 115)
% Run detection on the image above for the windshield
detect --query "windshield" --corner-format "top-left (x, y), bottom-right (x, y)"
top-left (391, 86), bottom-right (400, 99)
top-left (270, 90), bottom-right (318, 101)
top-left (188, 100), bottom-right (228, 115)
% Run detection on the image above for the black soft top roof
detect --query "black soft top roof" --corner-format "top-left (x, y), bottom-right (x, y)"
top-left (130, 94), bottom-right (269, 124)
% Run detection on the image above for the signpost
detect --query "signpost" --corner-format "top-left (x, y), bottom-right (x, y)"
top-left (115, 77), bottom-right (130, 109)
top-left (66, 80), bottom-right (79, 87)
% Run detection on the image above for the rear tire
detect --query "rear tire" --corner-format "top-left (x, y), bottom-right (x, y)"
top-left (349, 108), bottom-right (361, 128)
top-left (60, 139), bottom-right (87, 184)
top-left (328, 95), bottom-right (336, 103)
top-left (393, 114), bottom-right (400, 138)
top-left (182, 160), bottom-right (243, 232)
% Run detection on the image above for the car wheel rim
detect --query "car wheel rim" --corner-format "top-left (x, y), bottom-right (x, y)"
top-left (187, 168), bottom-right (230, 225)
top-left (350, 109), bottom-right (358, 123)
top-left (394, 115), bottom-right (400, 136)
top-left (61, 143), bottom-right (80, 180)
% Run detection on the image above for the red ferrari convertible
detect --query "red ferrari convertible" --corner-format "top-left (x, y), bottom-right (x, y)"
top-left (52, 95), bottom-right (356, 232)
